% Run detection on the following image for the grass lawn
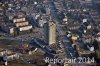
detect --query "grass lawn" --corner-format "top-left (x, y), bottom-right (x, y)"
top-left (7, 63), bottom-right (34, 66)
top-left (79, 48), bottom-right (86, 52)
top-left (7, 64), bottom-right (27, 66)
top-left (98, 42), bottom-right (100, 50)
top-left (0, 36), bottom-right (6, 39)
top-left (96, 50), bottom-right (100, 58)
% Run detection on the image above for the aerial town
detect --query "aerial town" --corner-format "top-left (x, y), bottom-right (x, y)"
top-left (0, 0), bottom-right (100, 66)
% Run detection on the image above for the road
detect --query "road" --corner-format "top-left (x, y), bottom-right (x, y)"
top-left (47, 0), bottom-right (76, 59)
top-left (30, 38), bottom-right (55, 58)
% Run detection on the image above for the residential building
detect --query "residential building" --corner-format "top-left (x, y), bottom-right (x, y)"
top-left (44, 20), bottom-right (56, 45)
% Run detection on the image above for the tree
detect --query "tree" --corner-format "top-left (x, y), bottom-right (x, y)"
top-left (92, 40), bottom-right (99, 50)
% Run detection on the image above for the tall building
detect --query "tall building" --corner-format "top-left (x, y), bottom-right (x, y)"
top-left (44, 21), bottom-right (56, 45)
